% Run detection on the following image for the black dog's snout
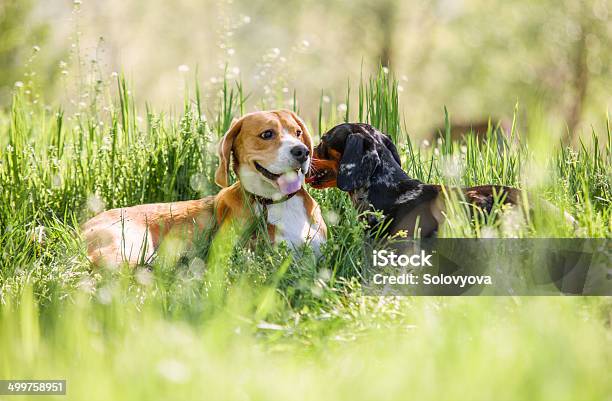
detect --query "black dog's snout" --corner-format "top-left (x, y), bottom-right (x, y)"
top-left (290, 145), bottom-right (310, 163)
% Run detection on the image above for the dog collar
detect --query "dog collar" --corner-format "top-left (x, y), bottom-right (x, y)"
top-left (252, 191), bottom-right (298, 206)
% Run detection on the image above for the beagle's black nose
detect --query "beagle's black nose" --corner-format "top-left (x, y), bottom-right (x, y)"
top-left (290, 145), bottom-right (310, 163)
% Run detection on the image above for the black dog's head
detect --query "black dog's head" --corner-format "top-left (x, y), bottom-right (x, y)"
top-left (306, 123), bottom-right (402, 191)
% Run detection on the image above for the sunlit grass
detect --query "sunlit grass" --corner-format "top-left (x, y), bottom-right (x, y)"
top-left (0, 70), bottom-right (611, 400)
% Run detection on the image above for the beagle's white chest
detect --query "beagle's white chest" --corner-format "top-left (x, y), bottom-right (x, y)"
top-left (265, 196), bottom-right (325, 256)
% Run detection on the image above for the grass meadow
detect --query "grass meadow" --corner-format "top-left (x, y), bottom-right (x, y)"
top-left (0, 69), bottom-right (611, 400)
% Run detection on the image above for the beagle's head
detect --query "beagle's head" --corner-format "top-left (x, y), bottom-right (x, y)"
top-left (307, 123), bottom-right (401, 192)
top-left (215, 110), bottom-right (313, 199)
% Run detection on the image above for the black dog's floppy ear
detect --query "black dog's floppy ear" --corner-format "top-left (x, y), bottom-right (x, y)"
top-left (337, 133), bottom-right (380, 192)
top-left (381, 134), bottom-right (402, 167)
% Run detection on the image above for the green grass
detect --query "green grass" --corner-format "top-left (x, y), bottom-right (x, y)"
top-left (0, 70), bottom-right (611, 401)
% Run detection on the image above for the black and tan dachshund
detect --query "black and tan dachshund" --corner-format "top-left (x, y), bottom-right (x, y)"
top-left (306, 123), bottom-right (527, 237)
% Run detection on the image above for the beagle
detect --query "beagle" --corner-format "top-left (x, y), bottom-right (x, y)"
top-left (83, 110), bottom-right (327, 267)
top-left (307, 123), bottom-right (528, 237)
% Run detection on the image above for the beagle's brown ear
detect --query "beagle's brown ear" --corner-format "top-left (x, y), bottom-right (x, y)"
top-left (287, 110), bottom-right (313, 155)
top-left (215, 117), bottom-right (243, 188)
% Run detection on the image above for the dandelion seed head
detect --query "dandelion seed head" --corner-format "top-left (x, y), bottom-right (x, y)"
top-left (189, 173), bottom-right (206, 192)
top-left (442, 156), bottom-right (462, 181)
top-left (97, 286), bottom-right (113, 304)
top-left (480, 226), bottom-right (498, 238)
top-left (521, 160), bottom-right (549, 188)
top-left (324, 210), bottom-right (339, 225)
top-left (135, 268), bottom-right (153, 286)
top-left (501, 208), bottom-right (526, 237)
top-left (188, 257), bottom-right (205, 278)
top-left (87, 193), bottom-right (105, 214)
top-left (318, 268), bottom-right (331, 282)
top-left (78, 277), bottom-right (95, 294)
top-left (311, 284), bottom-right (323, 297)
top-left (157, 359), bottom-right (190, 383)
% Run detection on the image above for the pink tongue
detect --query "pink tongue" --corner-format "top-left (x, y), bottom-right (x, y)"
top-left (277, 172), bottom-right (302, 195)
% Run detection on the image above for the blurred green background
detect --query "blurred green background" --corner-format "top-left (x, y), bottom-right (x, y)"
top-left (2, 0), bottom-right (610, 138)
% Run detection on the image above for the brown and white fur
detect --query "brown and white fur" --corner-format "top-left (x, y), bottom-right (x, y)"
top-left (82, 110), bottom-right (326, 267)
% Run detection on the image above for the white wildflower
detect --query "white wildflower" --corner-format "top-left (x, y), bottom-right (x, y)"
top-left (87, 193), bottom-right (105, 214)
top-left (77, 277), bottom-right (95, 294)
top-left (157, 359), bottom-right (190, 383)
top-left (135, 268), bottom-right (153, 286)
top-left (97, 286), bottom-right (113, 304)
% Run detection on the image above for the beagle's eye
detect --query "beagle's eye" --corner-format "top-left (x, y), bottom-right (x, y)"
top-left (295, 130), bottom-right (302, 137)
top-left (260, 130), bottom-right (275, 140)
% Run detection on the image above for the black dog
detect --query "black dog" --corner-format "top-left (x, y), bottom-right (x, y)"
top-left (307, 123), bottom-right (522, 237)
